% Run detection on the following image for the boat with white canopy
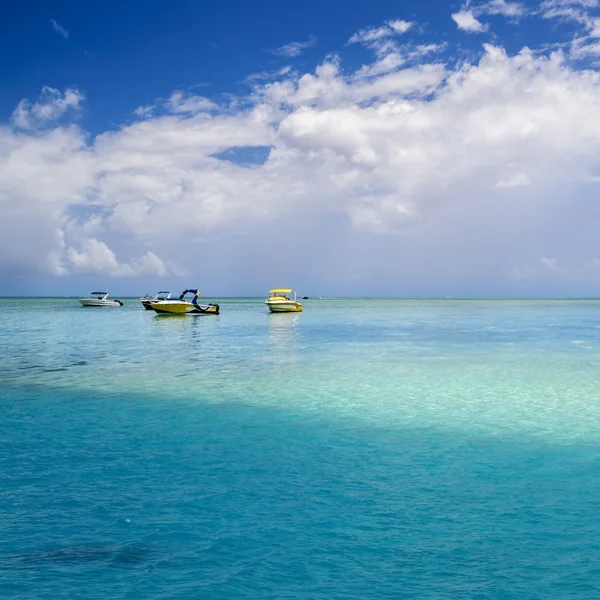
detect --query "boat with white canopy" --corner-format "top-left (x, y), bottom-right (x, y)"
top-left (140, 291), bottom-right (171, 310)
top-left (78, 292), bottom-right (123, 307)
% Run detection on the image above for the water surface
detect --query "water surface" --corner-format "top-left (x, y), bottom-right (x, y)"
top-left (1, 298), bottom-right (600, 598)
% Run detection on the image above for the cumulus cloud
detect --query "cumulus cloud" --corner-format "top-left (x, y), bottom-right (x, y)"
top-left (0, 126), bottom-right (93, 276)
top-left (67, 238), bottom-right (176, 276)
top-left (5, 13), bottom-right (600, 292)
top-left (452, 9), bottom-right (488, 32)
top-left (451, 1), bottom-right (526, 33)
top-left (11, 86), bottom-right (83, 130)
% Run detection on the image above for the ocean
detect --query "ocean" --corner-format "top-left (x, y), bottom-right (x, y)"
top-left (1, 297), bottom-right (599, 598)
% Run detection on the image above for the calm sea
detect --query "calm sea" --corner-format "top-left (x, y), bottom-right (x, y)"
top-left (1, 297), bottom-right (600, 599)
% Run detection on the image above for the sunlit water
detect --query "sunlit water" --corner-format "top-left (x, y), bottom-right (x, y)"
top-left (1, 298), bottom-right (600, 598)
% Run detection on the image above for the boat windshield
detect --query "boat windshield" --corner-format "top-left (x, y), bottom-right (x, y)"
top-left (268, 289), bottom-right (295, 300)
top-left (91, 292), bottom-right (108, 298)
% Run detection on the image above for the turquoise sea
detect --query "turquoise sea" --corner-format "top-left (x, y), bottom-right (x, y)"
top-left (1, 297), bottom-right (600, 599)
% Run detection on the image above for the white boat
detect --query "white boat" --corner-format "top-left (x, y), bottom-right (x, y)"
top-left (265, 289), bottom-right (303, 313)
top-left (140, 291), bottom-right (171, 310)
top-left (149, 289), bottom-right (219, 315)
top-left (78, 292), bottom-right (123, 307)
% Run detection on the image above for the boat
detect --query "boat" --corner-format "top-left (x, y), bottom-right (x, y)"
top-left (140, 291), bottom-right (171, 310)
top-left (148, 289), bottom-right (219, 315)
top-left (78, 292), bottom-right (123, 307)
top-left (265, 289), bottom-right (303, 313)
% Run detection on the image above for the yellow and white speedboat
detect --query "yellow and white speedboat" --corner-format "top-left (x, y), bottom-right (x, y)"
top-left (149, 289), bottom-right (219, 315)
top-left (265, 289), bottom-right (303, 313)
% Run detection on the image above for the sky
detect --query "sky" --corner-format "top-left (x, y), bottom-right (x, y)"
top-left (2, 0), bottom-right (600, 296)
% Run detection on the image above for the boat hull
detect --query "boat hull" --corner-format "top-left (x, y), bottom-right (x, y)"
top-left (79, 299), bottom-right (123, 307)
top-left (149, 301), bottom-right (219, 315)
top-left (265, 300), bottom-right (303, 313)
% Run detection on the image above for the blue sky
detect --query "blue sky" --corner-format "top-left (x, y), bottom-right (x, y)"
top-left (2, 0), bottom-right (471, 132)
top-left (2, 0), bottom-right (600, 296)
top-left (0, 0), bottom-right (565, 131)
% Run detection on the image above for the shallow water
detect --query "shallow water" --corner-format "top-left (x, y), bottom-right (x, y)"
top-left (1, 298), bottom-right (600, 598)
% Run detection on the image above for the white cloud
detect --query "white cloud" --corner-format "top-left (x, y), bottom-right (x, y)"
top-left (452, 9), bottom-right (488, 32)
top-left (449, 0), bottom-right (527, 34)
top-left (6, 20), bottom-right (600, 291)
top-left (588, 17), bottom-right (600, 37)
top-left (484, 0), bottom-right (527, 17)
top-left (349, 25), bottom-right (394, 44)
top-left (0, 126), bottom-right (93, 275)
top-left (50, 19), bottom-right (69, 39)
top-left (11, 86), bottom-right (83, 130)
top-left (245, 66), bottom-right (292, 83)
top-left (541, 0), bottom-right (600, 30)
top-left (67, 238), bottom-right (123, 275)
top-left (348, 19), bottom-right (413, 45)
top-left (409, 43), bottom-right (445, 59)
top-left (270, 38), bottom-right (316, 57)
top-left (67, 238), bottom-right (176, 276)
top-left (542, 0), bottom-right (599, 8)
top-left (355, 53), bottom-right (406, 78)
top-left (270, 59), bottom-right (446, 109)
top-left (389, 20), bottom-right (413, 34)
top-left (541, 0), bottom-right (600, 59)
top-left (165, 92), bottom-right (217, 114)
top-left (571, 36), bottom-right (600, 57)
top-left (134, 105), bottom-right (155, 119)
top-left (354, 43), bottom-right (445, 79)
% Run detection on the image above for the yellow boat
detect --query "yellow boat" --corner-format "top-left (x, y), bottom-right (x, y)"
top-left (149, 289), bottom-right (219, 315)
top-left (265, 289), bottom-right (303, 313)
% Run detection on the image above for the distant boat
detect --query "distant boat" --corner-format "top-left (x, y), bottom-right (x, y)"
top-left (265, 289), bottom-right (303, 313)
top-left (148, 289), bottom-right (219, 315)
top-left (140, 291), bottom-right (171, 310)
top-left (78, 292), bottom-right (123, 307)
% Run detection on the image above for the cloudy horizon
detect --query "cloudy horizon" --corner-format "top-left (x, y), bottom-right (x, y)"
top-left (2, 0), bottom-right (600, 296)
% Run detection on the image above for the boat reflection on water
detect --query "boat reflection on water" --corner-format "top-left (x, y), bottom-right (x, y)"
top-left (267, 312), bottom-right (301, 360)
